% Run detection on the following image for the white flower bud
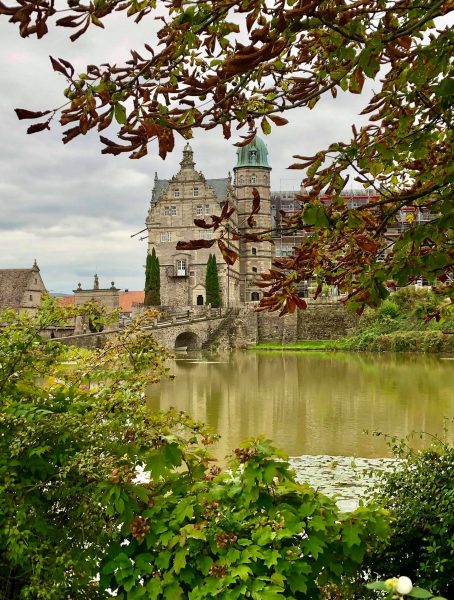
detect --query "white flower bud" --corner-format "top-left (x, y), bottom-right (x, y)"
top-left (396, 577), bottom-right (413, 595)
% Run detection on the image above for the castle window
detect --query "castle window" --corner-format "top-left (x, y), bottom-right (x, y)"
top-left (205, 204), bottom-right (210, 215)
top-left (34, 278), bottom-right (37, 284)
top-left (196, 205), bottom-right (203, 216)
top-left (29, 295), bottom-right (33, 301)
top-left (171, 206), bottom-right (177, 216)
top-left (263, 174), bottom-right (267, 184)
top-left (167, 232), bottom-right (172, 242)
top-left (177, 260), bottom-right (186, 276)
top-left (161, 232), bottom-right (166, 242)
top-left (251, 175), bottom-right (257, 184)
top-left (276, 247), bottom-right (281, 257)
top-left (251, 292), bottom-right (259, 301)
top-left (252, 247), bottom-right (257, 255)
top-left (193, 187), bottom-right (199, 197)
top-left (190, 271), bottom-right (195, 276)
top-left (165, 206), bottom-right (170, 216)
top-left (289, 203), bottom-right (294, 211)
top-left (240, 176), bottom-right (244, 185)
top-left (207, 231), bottom-right (212, 240)
top-left (174, 189), bottom-right (180, 198)
top-left (252, 267), bottom-right (257, 273)
top-left (199, 231), bottom-right (205, 240)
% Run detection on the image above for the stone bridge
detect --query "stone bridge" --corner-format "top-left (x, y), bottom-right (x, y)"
top-left (54, 307), bottom-right (233, 350)
top-left (142, 307), bottom-right (232, 350)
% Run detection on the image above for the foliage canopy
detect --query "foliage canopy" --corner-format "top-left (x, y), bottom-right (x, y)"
top-left (4, 0), bottom-right (454, 312)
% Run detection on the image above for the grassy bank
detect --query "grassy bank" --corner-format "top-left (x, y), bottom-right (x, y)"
top-left (252, 288), bottom-right (454, 353)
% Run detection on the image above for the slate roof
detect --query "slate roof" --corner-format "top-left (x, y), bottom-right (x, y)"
top-left (152, 179), bottom-right (170, 202)
top-left (0, 269), bottom-right (33, 308)
top-left (206, 178), bottom-right (230, 203)
top-left (152, 178), bottom-right (230, 204)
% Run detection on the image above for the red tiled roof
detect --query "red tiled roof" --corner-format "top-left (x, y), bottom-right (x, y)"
top-left (56, 291), bottom-right (144, 312)
top-left (119, 291), bottom-right (144, 312)
top-left (57, 295), bottom-right (75, 307)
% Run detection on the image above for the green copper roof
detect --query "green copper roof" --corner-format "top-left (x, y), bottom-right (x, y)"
top-left (235, 136), bottom-right (271, 169)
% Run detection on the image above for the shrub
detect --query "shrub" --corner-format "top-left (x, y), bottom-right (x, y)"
top-left (365, 432), bottom-right (454, 598)
top-left (378, 301), bottom-right (400, 320)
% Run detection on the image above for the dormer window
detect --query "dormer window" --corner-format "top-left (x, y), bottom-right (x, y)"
top-left (174, 189), bottom-right (180, 198)
top-left (250, 150), bottom-right (257, 164)
top-left (193, 187), bottom-right (199, 197)
top-left (251, 175), bottom-right (257, 184)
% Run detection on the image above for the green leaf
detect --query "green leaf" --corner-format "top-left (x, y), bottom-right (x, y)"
top-left (232, 564), bottom-right (253, 581)
top-left (114, 103), bottom-right (127, 124)
top-left (408, 588), bottom-right (435, 598)
top-left (251, 586), bottom-right (285, 600)
top-left (173, 548), bottom-right (187, 574)
top-left (366, 582), bottom-right (389, 591)
top-left (342, 523), bottom-right (361, 547)
top-left (198, 555), bottom-right (213, 576)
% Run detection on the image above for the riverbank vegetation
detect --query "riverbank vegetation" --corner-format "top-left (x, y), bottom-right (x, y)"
top-left (254, 288), bottom-right (454, 353)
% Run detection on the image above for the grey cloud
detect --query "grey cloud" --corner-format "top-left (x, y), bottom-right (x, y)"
top-left (0, 11), bottom-right (374, 293)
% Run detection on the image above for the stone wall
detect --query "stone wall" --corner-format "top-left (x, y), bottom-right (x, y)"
top-left (297, 303), bottom-right (359, 341)
top-left (54, 330), bottom-right (117, 349)
top-left (232, 300), bottom-right (359, 347)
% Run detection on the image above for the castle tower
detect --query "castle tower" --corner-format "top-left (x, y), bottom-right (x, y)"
top-left (146, 145), bottom-right (240, 307)
top-left (234, 136), bottom-right (272, 303)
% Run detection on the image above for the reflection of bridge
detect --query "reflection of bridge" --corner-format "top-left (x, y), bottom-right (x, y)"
top-left (142, 307), bottom-right (234, 350)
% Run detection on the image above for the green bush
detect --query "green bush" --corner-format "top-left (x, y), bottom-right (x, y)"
top-left (365, 432), bottom-right (454, 598)
top-left (0, 301), bottom-right (391, 599)
top-left (378, 300), bottom-right (400, 320)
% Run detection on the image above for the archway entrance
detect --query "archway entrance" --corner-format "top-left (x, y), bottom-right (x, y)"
top-left (175, 331), bottom-right (200, 350)
top-left (196, 295), bottom-right (204, 305)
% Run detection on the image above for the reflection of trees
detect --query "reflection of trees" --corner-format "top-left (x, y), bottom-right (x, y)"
top-left (146, 352), bottom-right (454, 464)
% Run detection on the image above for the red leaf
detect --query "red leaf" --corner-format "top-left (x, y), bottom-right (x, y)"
top-left (58, 57), bottom-right (75, 77)
top-left (268, 115), bottom-right (288, 126)
top-left (15, 109), bottom-right (51, 120)
top-left (26, 121), bottom-right (50, 134)
top-left (218, 239), bottom-right (238, 265)
top-left (49, 56), bottom-right (69, 76)
top-left (194, 219), bottom-right (214, 229)
top-left (222, 122), bottom-right (231, 140)
top-left (176, 239), bottom-right (216, 250)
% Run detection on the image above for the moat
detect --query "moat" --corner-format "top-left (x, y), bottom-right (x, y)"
top-left (147, 350), bottom-right (454, 461)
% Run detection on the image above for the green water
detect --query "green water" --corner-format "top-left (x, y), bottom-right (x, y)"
top-left (146, 351), bottom-right (454, 461)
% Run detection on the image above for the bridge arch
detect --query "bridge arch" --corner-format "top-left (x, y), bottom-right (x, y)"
top-left (174, 331), bottom-right (200, 350)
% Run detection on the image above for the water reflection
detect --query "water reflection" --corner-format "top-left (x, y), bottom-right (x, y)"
top-left (146, 351), bottom-right (454, 461)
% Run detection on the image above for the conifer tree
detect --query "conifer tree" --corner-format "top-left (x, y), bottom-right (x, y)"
top-left (144, 248), bottom-right (161, 306)
top-left (205, 254), bottom-right (221, 308)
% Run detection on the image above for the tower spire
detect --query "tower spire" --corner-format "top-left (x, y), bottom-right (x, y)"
top-left (180, 142), bottom-right (195, 168)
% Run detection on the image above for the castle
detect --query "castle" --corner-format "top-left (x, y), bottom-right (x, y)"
top-left (146, 137), bottom-right (275, 307)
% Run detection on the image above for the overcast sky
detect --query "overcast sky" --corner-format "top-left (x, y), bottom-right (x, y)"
top-left (0, 8), bottom-right (372, 294)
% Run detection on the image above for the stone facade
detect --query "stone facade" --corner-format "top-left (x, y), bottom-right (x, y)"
top-left (0, 261), bottom-right (47, 315)
top-left (146, 138), bottom-right (273, 307)
top-left (73, 276), bottom-right (120, 333)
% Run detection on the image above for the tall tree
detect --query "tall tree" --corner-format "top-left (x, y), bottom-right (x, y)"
top-left (6, 0), bottom-right (454, 316)
top-left (144, 248), bottom-right (160, 306)
top-left (205, 254), bottom-right (221, 308)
